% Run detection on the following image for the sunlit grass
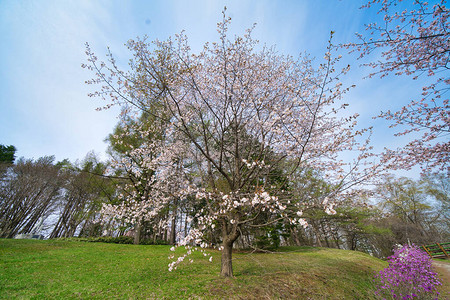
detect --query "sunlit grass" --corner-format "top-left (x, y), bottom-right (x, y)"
top-left (0, 239), bottom-right (387, 299)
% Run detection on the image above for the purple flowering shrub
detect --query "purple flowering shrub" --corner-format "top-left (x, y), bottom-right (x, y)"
top-left (374, 244), bottom-right (441, 299)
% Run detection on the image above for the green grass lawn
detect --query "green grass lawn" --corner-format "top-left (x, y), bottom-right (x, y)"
top-left (0, 239), bottom-right (387, 299)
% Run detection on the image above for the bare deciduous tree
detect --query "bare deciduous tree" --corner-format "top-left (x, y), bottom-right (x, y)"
top-left (0, 156), bottom-right (63, 238)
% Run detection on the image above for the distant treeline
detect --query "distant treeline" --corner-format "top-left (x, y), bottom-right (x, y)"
top-left (1, 145), bottom-right (448, 258)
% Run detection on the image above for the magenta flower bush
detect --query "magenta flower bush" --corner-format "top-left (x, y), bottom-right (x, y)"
top-left (374, 244), bottom-right (441, 299)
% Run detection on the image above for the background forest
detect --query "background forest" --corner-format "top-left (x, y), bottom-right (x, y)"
top-left (1, 143), bottom-right (448, 261)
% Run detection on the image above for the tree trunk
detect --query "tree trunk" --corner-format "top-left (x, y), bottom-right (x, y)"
top-left (170, 199), bottom-right (178, 245)
top-left (221, 241), bottom-right (234, 277)
top-left (290, 228), bottom-right (301, 246)
top-left (134, 221), bottom-right (141, 245)
top-left (320, 222), bottom-right (330, 248)
top-left (312, 222), bottom-right (322, 247)
top-left (170, 215), bottom-right (177, 245)
top-left (220, 218), bottom-right (240, 277)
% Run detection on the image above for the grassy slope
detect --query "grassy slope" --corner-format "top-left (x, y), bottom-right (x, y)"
top-left (0, 239), bottom-right (387, 299)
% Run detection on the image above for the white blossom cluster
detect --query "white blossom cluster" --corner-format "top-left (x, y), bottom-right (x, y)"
top-left (322, 197), bottom-right (337, 215)
top-left (241, 159), bottom-right (269, 169)
top-left (167, 187), bottom-right (322, 271)
top-left (97, 123), bottom-right (194, 234)
top-left (167, 228), bottom-right (213, 272)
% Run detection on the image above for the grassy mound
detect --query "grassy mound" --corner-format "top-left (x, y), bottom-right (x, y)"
top-left (0, 239), bottom-right (387, 299)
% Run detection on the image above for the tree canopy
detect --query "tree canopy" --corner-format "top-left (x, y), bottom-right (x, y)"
top-left (0, 145), bottom-right (16, 164)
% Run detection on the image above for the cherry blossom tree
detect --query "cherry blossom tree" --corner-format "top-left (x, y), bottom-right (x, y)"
top-left (85, 12), bottom-right (380, 277)
top-left (349, 0), bottom-right (449, 174)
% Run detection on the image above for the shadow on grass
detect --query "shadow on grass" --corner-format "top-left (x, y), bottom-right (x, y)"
top-left (206, 247), bottom-right (384, 299)
top-left (234, 246), bottom-right (323, 254)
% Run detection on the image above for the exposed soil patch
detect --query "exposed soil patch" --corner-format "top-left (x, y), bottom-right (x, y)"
top-left (433, 260), bottom-right (450, 299)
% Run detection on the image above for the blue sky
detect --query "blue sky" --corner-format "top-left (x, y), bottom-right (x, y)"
top-left (0, 0), bottom-right (425, 176)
